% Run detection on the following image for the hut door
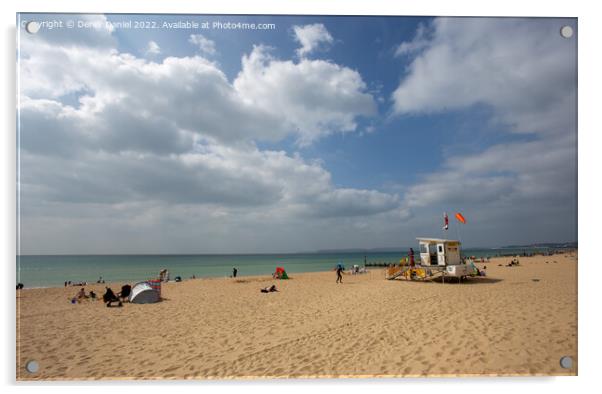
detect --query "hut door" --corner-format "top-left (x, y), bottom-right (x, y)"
top-left (437, 243), bottom-right (446, 265)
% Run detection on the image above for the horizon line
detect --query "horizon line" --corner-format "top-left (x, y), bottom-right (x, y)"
top-left (16, 242), bottom-right (578, 257)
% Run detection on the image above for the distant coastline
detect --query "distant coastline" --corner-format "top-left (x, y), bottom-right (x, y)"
top-left (310, 241), bottom-right (578, 254)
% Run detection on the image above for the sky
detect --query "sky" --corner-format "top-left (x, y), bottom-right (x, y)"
top-left (17, 14), bottom-right (577, 254)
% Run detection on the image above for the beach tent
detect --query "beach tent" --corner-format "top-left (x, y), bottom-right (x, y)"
top-left (129, 281), bottom-right (161, 304)
top-left (273, 267), bottom-right (289, 279)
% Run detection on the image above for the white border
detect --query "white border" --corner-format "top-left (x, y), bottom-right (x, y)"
top-left (3, 1), bottom-right (601, 394)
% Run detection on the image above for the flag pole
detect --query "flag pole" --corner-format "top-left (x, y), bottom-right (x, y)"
top-left (442, 212), bottom-right (449, 239)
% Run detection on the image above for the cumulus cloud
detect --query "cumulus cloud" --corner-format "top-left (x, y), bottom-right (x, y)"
top-left (392, 18), bottom-right (576, 136)
top-left (17, 24), bottom-right (398, 253)
top-left (145, 40), bottom-right (161, 56)
top-left (293, 23), bottom-right (334, 57)
top-left (188, 34), bottom-right (216, 55)
top-left (234, 45), bottom-right (376, 145)
top-left (392, 18), bottom-right (577, 245)
top-left (20, 39), bottom-right (376, 147)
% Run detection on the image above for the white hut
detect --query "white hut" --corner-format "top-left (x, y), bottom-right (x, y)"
top-left (417, 238), bottom-right (468, 277)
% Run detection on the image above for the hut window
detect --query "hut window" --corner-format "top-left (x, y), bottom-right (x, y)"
top-left (438, 245), bottom-right (443, 253)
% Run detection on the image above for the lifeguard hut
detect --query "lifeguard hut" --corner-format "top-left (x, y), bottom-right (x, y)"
top-left (418, 238), bottom-right (461, 266)
top-left (417, 237), bottom-right (469, 278)
top-left (386, 237), bottom-right (469, 281)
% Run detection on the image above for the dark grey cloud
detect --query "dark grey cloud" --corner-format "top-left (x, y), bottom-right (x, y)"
top-left (302, 189), bottom-right (400, 218)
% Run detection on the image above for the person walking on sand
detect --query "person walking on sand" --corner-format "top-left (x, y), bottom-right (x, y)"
top-left (232, 267), bottom-right (238, 278)
top-left (336, 264), bottom-right (343, 284)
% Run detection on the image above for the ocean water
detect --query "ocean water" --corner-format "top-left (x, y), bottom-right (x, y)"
top-left (16, 248), bottom-right (553, 288)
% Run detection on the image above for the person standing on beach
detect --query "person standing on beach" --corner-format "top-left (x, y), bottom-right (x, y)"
top-left (233, 267), bottom-right (238, 278)
top-left (336, 265), bottom-right (343, 284)
top-left (409, 248), bottom-right (415, 267)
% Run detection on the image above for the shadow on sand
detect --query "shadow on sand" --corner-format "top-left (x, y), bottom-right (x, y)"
top-left (430, 276), bottom-right (503, 285)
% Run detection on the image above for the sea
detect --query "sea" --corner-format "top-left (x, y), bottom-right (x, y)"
top-left (16, 247), bottom-right (560, 288)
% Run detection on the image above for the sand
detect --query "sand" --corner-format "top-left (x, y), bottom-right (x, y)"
top-left (16, 252), bottom-right (577, 380)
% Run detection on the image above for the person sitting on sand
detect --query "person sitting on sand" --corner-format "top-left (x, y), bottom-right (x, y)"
top-left (89, 290), bottom-right (97, 299)
top-left (75, 287), bottom-right (88, 302)
top-left (118, 284), bottom-right (132, 301)
top-left (102, 287), bottom-right (122, 307)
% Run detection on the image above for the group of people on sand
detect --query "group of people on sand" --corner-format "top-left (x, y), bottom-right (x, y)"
top-left (72, 287), bottom-right (97, 302)
top-left (65, 280), bottom-right (87, 287)
top-left (71, 284), bottom-right (132, 307)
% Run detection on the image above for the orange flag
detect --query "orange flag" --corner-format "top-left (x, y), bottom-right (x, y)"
top-left (455, 212), bottom-right (466, 224)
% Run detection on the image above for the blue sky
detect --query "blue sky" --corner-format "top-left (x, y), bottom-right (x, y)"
top-left (17, 14), bottom-right (577, 253)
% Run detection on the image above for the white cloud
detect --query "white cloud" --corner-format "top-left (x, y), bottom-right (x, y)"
top-left (234, 45), bottom-right (377, 145)
top-left (188, 34), bottom-right (216, 56)
top-left (394, 23), bottom-right (431, 57)
top-left (145, 40), bottom-right (161, 56)
top-left (20, 39), bottom-right (376, 147)
top-left (293, 23), bottom-right (334, 57)
top-left (392, 18), bottom-right (576, 136)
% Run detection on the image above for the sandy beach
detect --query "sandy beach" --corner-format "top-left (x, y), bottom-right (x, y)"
top-left (16, 252), bottom-right (577, 380)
